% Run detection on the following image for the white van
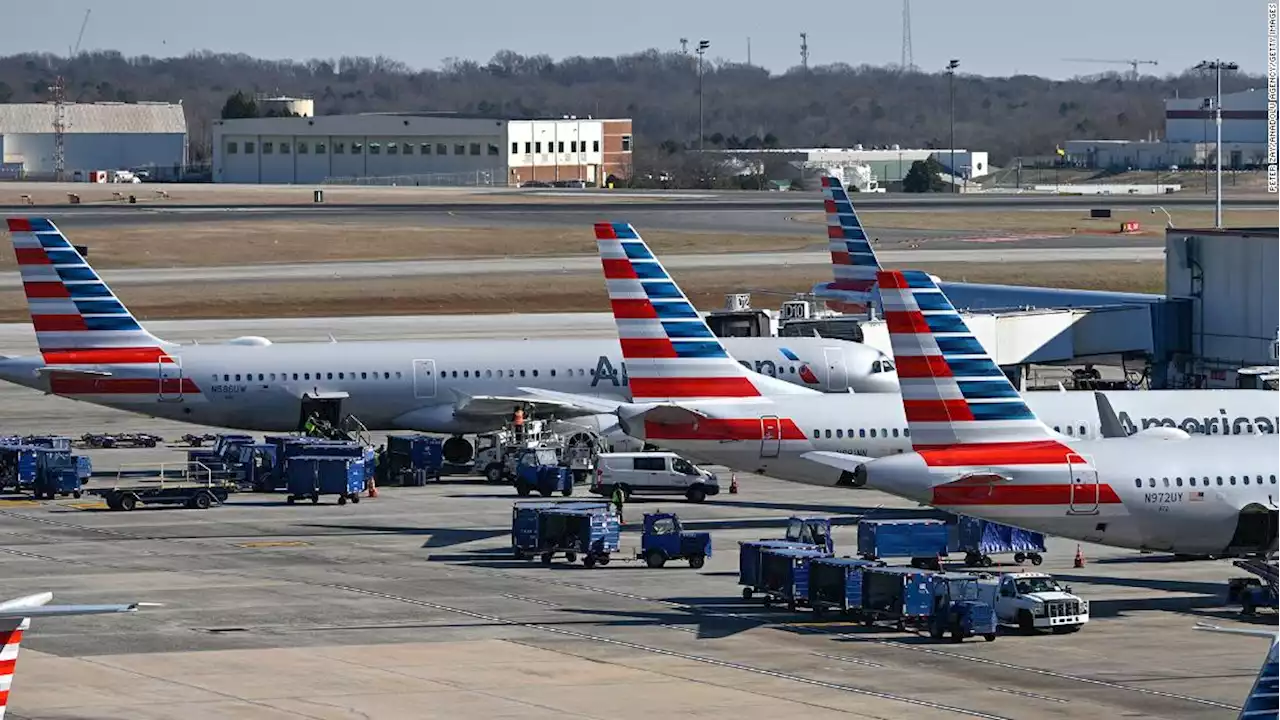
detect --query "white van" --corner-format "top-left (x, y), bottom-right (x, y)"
top-left (591, 452), bottom-right (720, 503)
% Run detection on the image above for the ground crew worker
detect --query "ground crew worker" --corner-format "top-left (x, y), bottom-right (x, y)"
top-left (610, 484), bottom-right (625, 523)
top-left (303, 413), bottom-right (319, 437)
top-left (512, 405), bottom-right (526, 442)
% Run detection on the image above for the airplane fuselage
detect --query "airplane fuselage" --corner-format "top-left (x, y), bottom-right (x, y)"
top-left (0, 336), bottom-right (894, 433)
top-left (862, 435), bottom-right (1280, 556)
top-left (624, 390), bottom-right (1280, 486)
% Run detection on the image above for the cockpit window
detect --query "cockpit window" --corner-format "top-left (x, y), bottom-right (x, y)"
top-left (871, 360), bottom-right (882, 373)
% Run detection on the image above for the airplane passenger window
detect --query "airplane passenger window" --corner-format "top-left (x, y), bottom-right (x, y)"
top-left (1229, 476), bottom-right (1237, 485)
top-left (396, 372), bottom-right (402, 378)
top-left (789, 366), bottom-right (796, 374)
top-left (825, 429), bottom-right (832, 439)
top-left (836, 429), bottom-right (843, 438)
top-left (1054, 426), bottom-right (1061, 432)
top-left (881, 428), bottom-right (887, 437)
top-left (1189, 478), bottom-right (1196, 486)
top-left (532, 370), bottom-right (538, 377)
top-left (235, 374), bottom-right (241, 381)
top-left (1065, 426), bottom-right (1073, 436)
top-left (1257, 475), bottom-right (1264, 484)
top-left (1162, 478), bottom-right (1169, 487)
top-left (549, 369), bottom-right (555, 377)
top-left (870, 429), bottom-right (877, 438)
top-left (257, 374), bottom-right (264, 381)
top-left (1148, 478), bottom-right (1155, 487)
top-left (904, 429), bottom-right (910, 437)
top-left (270, 373), bottom-right (276, 381)
top-left (1079, 425), bottom-right (1085, 436)
top-left (578, 369), bottom-right (585, 376)
top-left (1271, 475), bottom-right (1276, 484)
top-left (813, 429), bottom-right (820, 439)
top-left (520, 370), bottom-right (526, 377)
top-left (327, 373), bottom-right (333, 380)
top-left (384, 372), bottom-right (391, 379)
top-left (859, 429), bottom-right (866, 438)
top-left (463, 371), bottom-right (469, 378)
top-left (1243, 476), bottom-right (1250, 485)
top-left (892, 429), bottom-right (899, 437)
top-left (452, 371), bottom-right (458, 378)
top-left (1134, 479), bottom-right (1141, 488)
top-left (1175, 477), bottom-right (1183, 487)
top-left (509, 369), bottom-right (515, 377)
top-left (361, 373), bottom-right (367, 379)
top-left (1217, 476), bottom-right (1223, 485)
top-left (486, 370), bottom-right (493, 378)
top-left (338, 373), bottom-right (344, 379)
top-left (223, 374), bottom-right (229, 381)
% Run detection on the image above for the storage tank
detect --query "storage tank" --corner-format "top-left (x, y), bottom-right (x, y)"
top-left (259, 96), bottom-right (315, 118)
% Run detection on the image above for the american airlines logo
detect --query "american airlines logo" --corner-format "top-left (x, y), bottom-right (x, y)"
top-left (1117, 410), bottom-right (1280, 435)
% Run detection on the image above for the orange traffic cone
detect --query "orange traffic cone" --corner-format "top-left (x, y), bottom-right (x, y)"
top-left (368, 478), bottom-right (379, 499)
top-left (729, 474), bottom-right (739, 494)
top-left (1073, 545), bottom-right (1085, 568)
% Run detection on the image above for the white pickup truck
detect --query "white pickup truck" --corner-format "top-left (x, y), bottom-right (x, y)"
top-left (978, 572), bottom-right (1089, 634)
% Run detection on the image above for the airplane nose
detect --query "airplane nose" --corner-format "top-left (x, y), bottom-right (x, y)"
top-left (861, 370), bottom-right (900, 394)
top-left (863, 452), bottom-right (934, 504)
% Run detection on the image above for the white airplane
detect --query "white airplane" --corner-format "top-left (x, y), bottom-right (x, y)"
top-left (0, 217), bottom-right (897, 462)
top-left (0, 592), bottom-right (147, 720)
top-left (804, 268), bottom-right (1279, 556)
top-left (520, 222), bottom-right (1278, 490)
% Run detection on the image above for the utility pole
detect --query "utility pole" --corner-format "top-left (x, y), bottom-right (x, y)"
top-left (900, 0), bottom-right (914, 71)
top-left (800, 33), bottom-right (809, 71)
top-left (697, 40), bottom-right (710, 154)
top-left (747, 37), bottom-right (751, 66)
top-left (946, 59), bottom-right (960, 193)
top-left (1195, 59), bottom-right (1238, 229)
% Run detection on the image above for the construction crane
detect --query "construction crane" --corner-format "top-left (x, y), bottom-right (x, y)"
top-left (51, 9), bottom-right (91, 182)
top-left (1063, 57), bottom-right (1158, 80)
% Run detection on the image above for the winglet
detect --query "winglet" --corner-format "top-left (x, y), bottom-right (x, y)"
top-left (1094, 392), bottom-right (1131, 438)
top-left (877, 269), bottom-right (1058, 449)
top-left (595, 222), bottom-right (811, 402)
top-left (810, 176), bottom-right (882, 313)
top-left (6, 217), bottom-right (172, 362)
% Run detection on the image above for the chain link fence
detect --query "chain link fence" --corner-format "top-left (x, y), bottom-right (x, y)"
top-left (321, 168), bottom-right (508, 187)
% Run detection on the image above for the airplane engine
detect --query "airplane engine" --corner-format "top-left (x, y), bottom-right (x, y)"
top-left (442, 436), bottom-right (474, 464)
top-left (550, 414), bottom-right (643, 453)
top-left (835, 463), bottom-right (868, 488)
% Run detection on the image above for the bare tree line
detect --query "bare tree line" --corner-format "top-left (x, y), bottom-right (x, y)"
top-left (0, 49), bottom-right (1262, 166)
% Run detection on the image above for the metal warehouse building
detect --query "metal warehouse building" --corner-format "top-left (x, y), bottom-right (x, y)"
top-left (0, 102), bottom-right (188, 178)
top-left (212, 113), bottom-right (633, 185)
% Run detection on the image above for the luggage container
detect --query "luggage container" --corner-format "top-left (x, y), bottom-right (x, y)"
top-left (385, 434), bottom-right (444, 485)
top-left (857, 518), bottom-right (949, 567)
top-left (739, 540), bottom-right (829, 600)
top-left (285, 455), bottom-right (366, 505)
top-left (510, 501), bottom-right (619, 567)
top-left (758, 546), bottom-right (828, 610)
top-left (952, 516), bottom-right (1046, 567)
top-left (808, 557), bottom-right (881, 617)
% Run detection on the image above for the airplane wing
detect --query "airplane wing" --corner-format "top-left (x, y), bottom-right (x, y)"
top-left (1194, 624), bottom-right (1278, 719)
top-left (801, 450), bottom-right (876, 470)
top-left (34, 367), bottom-right (113, 378)
top-left (515, 387), bottom-right (626, 415)
top-left (0, 592), bottom-right (146, 619)
top-left (453, 392), bottom-right (606, 419)
top-left (518, 387), bottom-right (711, 427)
top-left (1094, 391), bottom-right (1131, 438)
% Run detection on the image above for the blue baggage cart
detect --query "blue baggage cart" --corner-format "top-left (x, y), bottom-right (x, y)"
top-left (285, 455), bottom-right (366, 505)
top-left (510, 501), bottom-right (619, 567)
top-left (758, 546), bottom-right (828, 610)
top-left (952, 515), bottom-right (1046, 567)
top-left (385, 434), bottom-right (444, 485)
top-left (857, 518), bottom-right (950, 568)
top-left (739, 540), bottom-right (829, 599)
top-left (808, 557), bottom-right (881, 617)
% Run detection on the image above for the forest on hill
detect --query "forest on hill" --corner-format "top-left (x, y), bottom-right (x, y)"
top-left (0, 48), bottom-right (1263, 169)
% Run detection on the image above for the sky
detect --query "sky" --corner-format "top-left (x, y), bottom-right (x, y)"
top-left (9, 0), bottom-right (1274, 79)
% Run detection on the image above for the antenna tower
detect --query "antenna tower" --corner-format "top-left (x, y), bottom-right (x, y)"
top-left (50, 77), bottom-right (67, 182)
top-left (900, 0), bottom-right (915, 71)
top-left (800, 32), bottom-right (809, 71)
top-left (679, 38), bottom-right (689, 54)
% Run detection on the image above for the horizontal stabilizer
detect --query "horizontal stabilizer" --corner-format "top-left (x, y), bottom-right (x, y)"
top-left (0, 592), bottom-right (145, 619)
top-left (35, 366), bottom-right (113, 378)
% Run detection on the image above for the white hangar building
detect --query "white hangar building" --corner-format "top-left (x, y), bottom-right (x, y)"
top-left (0, 102), bottom-right (188, 178)
top-left (212, 113), bottom-right (634, 185)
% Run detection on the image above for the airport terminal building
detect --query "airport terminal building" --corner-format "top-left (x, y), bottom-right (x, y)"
top-left (212, 112), bottom-right (633, 186)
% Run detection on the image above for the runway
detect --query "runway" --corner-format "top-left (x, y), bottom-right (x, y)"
top-left (0, 245), bottom-right (1165, 289)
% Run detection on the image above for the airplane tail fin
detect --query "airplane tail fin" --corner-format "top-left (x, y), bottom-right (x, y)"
top-left (811, 176), bottom-right (882, 313)
top-left (0, 614), bottom-right (29, 720)
top-left (595, 221), bottom-right (807, 403)
top-left (1241, 635), bottom-right (1279, 719)
top-left (877, 269), bottom-right (1058, 450)
top-left (6, 218), bottom-right (172, 363)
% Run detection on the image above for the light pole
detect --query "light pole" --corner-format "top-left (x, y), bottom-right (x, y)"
top-left (697, 40), bottom-right (710, 154)
top-left (946, 59), bottom-right (959, 193)
top-left (1194, 59), bottom-right (1238, 229)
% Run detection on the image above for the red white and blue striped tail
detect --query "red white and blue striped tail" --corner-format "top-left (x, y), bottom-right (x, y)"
top-left (7, 218), bottom-right (172, 363)
top-left (811, 176), bottom-right (882, 314)
top-left (878, 269), bottom-right (1056, 449)
top-left (596, 221), bottom-right (765, 403)
top-left (0, 615), bottom-right (26, 720)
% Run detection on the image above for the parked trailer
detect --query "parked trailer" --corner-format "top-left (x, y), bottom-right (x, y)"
top-left (739, 540), bottom-right (830, 599)
top-left (92, 479), bottom-right (231, 511)
top-left (858, 518), bottom-right (950, 568)
top-left (78, 432), bottom-right (162, 449)
top-left (757, 546), bottom-right (829, 611)
top-left (285, 455), bottom-right (366, 505)
top-left (511, 501), bottom-right (620, 567)
top-left (951, 515), bottom-right (1046, 567)
top-left (385, 434), bottom-right (444, 486)
top-left (808, 557), bottom-right (882, 617)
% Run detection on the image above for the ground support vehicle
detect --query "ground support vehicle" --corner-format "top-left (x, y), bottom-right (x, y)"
top-left (78, 432), bottom-right (162, 449)
top-left (757, 546), bottom-right (829, 611)
top-left (1229, 557), bottom-right (1279, 617)
top-left (0, 444), bottom-right (91, 498)
top-left (511, 501), bottom-right (620, 567)
top-left (739, 540), bottom-right (830, 599)
top-left (637, 512), bottom-right (711, 568)
top-left (590, 451), bottom-right (719, 503)
top-left (186, 434), bottom-right (255, 474)
top-left (180, 433), bottom-right (218, 447)
top-left (859, 566), bottom-right (997, 642)
top-left (784, 516), bottom-right (834, 553)
top-left (385, 434), bottom-right (445, 485)
top-left (858, 518), bottom-right (949, 568)
top-left (926, 573), bottom-right (999, 642)
top-left (514, 450), bottom-right (573, 497)
top-left (974, 572), bottom-right (1089, 633)
top-left (951, 516), bottom-right (1046, 567)
top-left (285, 456), bottom-right (366, 505)
top-left (19, 436), bottom-right (72, 452)
top-left (225, 443), bottom-right (279, 491)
